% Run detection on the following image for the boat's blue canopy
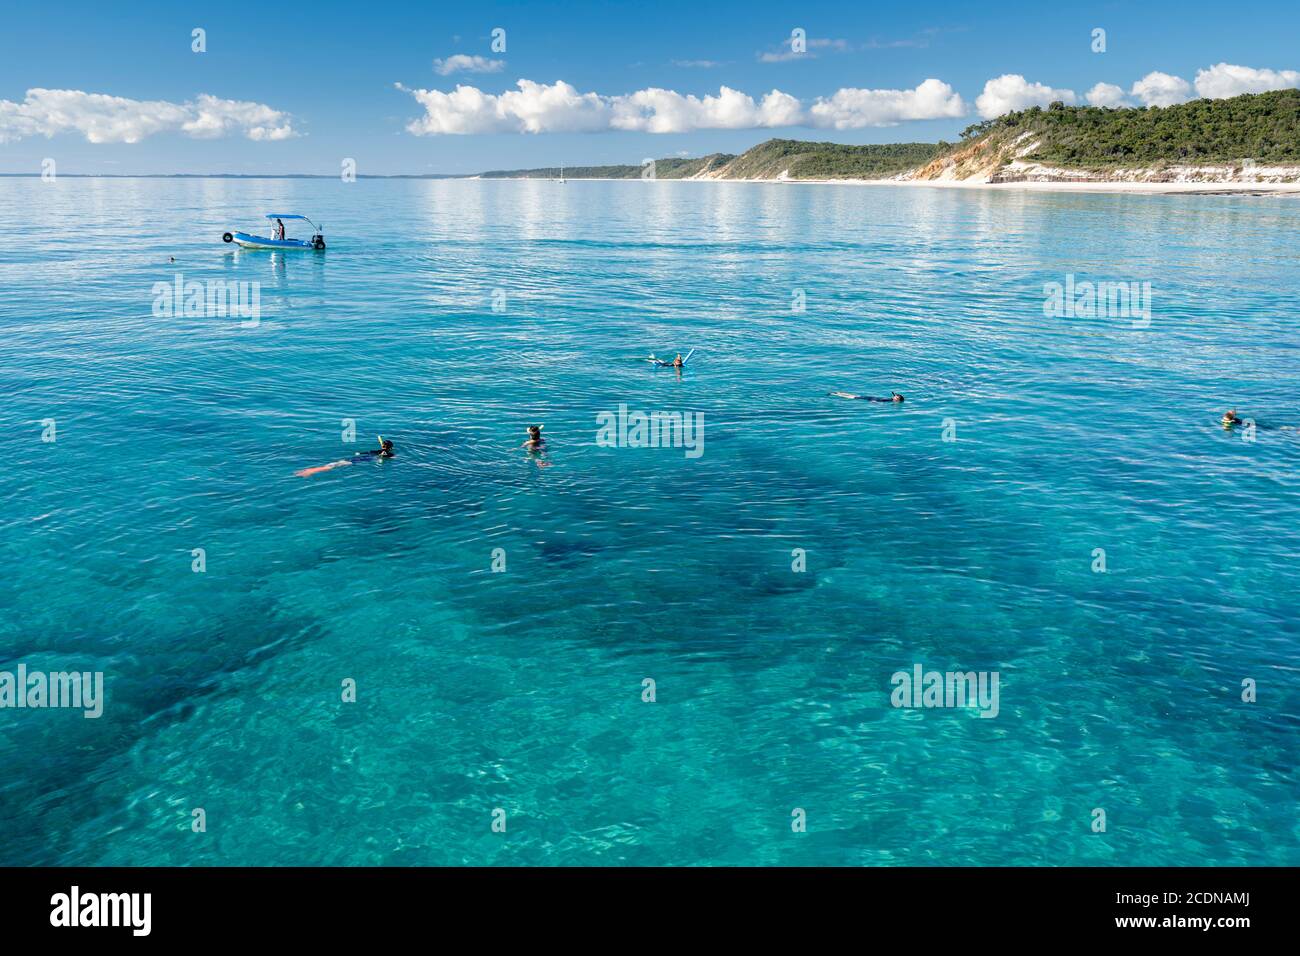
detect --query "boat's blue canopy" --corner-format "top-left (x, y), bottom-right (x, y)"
top-left (265, 214), bottom-right (311, 220)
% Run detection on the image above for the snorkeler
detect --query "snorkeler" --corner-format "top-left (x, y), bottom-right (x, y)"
top-left (358, 438), bottom-right (395, 459)
top-left (1218, 409), bottom-right (1300, 433)
top-left (296, 437), bottom-right (395, 477)
top-left (522, 424), bottom-right (552, 467)
top-left (829, 391), bottom-right (904, 403)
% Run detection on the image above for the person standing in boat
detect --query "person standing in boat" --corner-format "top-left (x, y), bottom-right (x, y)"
top-left (275, 218), bottom-right (286, 241)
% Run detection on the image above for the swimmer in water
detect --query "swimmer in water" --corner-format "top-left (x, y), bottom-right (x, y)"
top-left (647, 350), bottom-right (692, 368)
top-left (1215, 409), bottom-right (1300, 434)
top-left (360, 438), bottom-right (395, 459)
top-left (522, 425), bottom-right (551, 467)
top-left (296, 437), bottom-right (394, 477)
top-left (829, 391), bottom-right (904, 403)
top-left (1220, 410), bottom-right (1300, 433)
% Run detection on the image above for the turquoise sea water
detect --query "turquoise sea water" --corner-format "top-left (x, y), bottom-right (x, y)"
top-left (1, 178), bottom-right (1297, 866)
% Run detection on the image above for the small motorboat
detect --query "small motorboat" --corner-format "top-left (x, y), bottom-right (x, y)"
top-left (223, 214), bottom-right (325, 250)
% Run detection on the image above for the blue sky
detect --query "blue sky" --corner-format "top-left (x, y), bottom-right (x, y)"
top-left (2, 0), bottom-right (1298, 174)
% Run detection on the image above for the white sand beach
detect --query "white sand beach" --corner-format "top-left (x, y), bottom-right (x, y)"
top-left (523, 175), bottom-right (1300, 195)
top-left (821, 177), bottom-right (1300, 195)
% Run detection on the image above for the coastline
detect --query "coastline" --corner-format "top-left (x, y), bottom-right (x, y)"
top-left (8, 172), bottom-right (1296, 196)
top-left (495, 174), bottom-right (1300, 196)
top-left (834, 177), bottom-right (1300, 195)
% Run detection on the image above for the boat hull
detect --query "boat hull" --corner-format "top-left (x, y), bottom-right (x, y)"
top-left (231, 232), bottom-right (319, 250)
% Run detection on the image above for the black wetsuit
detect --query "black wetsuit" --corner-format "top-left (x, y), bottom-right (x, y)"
top-left (830, 391), bottom-right (900, 402)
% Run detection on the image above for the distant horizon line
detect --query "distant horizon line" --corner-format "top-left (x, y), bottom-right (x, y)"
top-left (0, 173), bottom-right (477, 179)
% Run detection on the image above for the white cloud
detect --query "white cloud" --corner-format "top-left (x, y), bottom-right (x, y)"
top-left (0, 88), bottom-right (296, 144)
top-left (975, 75), bottom-right (1076, 119)
top-left (397, 80), bottom-right (609, 134)
top-left (433, 54), bottom-right (505, 76)
top-left (808, 79), bottom-right (966, 129)
top-left (182, 94), bottom-right (295, 140)
top-left (864, 37), bottom-right (931, 50)
top-left (671, 59), bottom-right (723, 69)
top-left (400, 78), bottom-right (967, 134)
top-left (1194, 62), bottom-right (1300, 99)
top-left (501, 80), bottom-right (616, 133)
top-left (611, 86), bottom-right (802, 132)
top-left (1085, 82), bottom-right (1129, 108)
top-left (1130, 71), bottom-right (1192, 107)
top-left (758, 37), bottom-right (850, 62)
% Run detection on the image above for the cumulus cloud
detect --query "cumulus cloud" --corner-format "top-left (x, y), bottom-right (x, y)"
top-left (808, 79), bottom-right (966, 129)
top-left (611, 86), bottom-right (802, 133)
top-left (396, 64), bottom-right (1300, 137)
top-left (1000, 63), bottom-right (1300, 116)
top-left (975, 75), bottom-right (1076, 119)
top-left (1194, 62), bottom-right (1300, 99)
top-left (0, 88), bottom-right (296, 144)
top-left (433, 54), bottom-right (505, 76)
top-left (398, 78), bottom-right (967, 134)
top-left (1130, 71), bottom-right (1192, 107)
top-left (397, 80), bottom-right (609, 134)
top-left (1085, 82), bottom-right (1129, 108)
top-left (181, 94), bottom-right (295, 140)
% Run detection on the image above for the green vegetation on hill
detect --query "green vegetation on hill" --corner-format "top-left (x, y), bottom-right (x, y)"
top-left (476, 91), bottom-right (1300, 182)
top-left (479, 164), bottom-right (632, 179)
top-left (479, 140), bottom-right (941, 180)
top-left (718, 139), bottom-right (943, 179)
top-left (963, 89), bottom-right (1300, 167)
top-left (479, 154), bottom-right (733, 179)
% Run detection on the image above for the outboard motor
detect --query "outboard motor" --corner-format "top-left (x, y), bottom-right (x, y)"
top-left (312, 232), bottom-right (326, 250)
